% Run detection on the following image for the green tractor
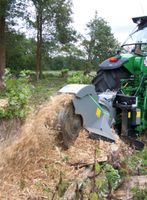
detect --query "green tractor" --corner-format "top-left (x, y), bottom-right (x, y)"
top-left (59, 16), bottom-right (147, 149)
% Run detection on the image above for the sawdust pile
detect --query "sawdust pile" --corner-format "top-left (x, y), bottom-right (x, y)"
top-left (0, 93), bottom-right (128, 199)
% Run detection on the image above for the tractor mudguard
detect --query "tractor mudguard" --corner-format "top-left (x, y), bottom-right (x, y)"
top-left (59, 84), bottom-right (116, 141)
top-left (99, 58), bottom-right (128, 70)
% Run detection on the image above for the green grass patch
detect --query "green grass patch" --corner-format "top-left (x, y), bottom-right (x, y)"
top-left (120, 148), bottom-right (147, 176)
top-left (29, 70), bottom-right (94, 107)
top-left (30, 77), bottom-right (66, 107)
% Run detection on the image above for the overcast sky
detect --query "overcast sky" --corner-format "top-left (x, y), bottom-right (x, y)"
top-left (72, 0), bottom-right (147, 43)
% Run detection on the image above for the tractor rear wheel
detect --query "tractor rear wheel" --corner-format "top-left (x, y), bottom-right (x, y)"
top-left (59, 103), bottom-right (82, 148)
top-left (92, 67), bottom-right (131, 92)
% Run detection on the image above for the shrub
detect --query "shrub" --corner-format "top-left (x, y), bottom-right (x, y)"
top-left (67, 71), bottom-right (92, 84)
top-left (0, 69), bottom-right (32, 118)
top-left (88, 163), bottom-right (121, 199)
top-left (104, 164), bottom-right (120, 191)
top-left (61, 68), bottom-right (69, 78)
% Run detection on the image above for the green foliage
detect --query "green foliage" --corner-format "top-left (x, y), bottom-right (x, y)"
top-left (104, 164), bottom-right (120, 191)
top-left (56, 172), bottom-right (69, 197)
top-left (0, 0), bottom-right (17, 18)
top-left (82, 12), bottom-right (120, 66)
top-left (61, 68), bottom-right (69, 77)
top-left (57, 179), bottom-right (69, 197)
top-left (67, 71), bottom-right (92, 84)
top-left (131, 186), bottom-right (147, 200)
top-left (31, 0), bottom-right (74, 44)
top-left (88, 163), bottom-right (121, 199)
top-left (45, 56), bottom-right (90, 71)
top-left (123, 148), bottom-right (147, 175)
top-left (30, 0), bottom-right (75, 78)
top-left (6, 31), bottom-right (36, 71)
top-left (54, 0), bottom-right (75, 44)
top-left (2, 0), bottom-right (121, 77)
top-left (95, 163), bottom-right (101, 174)
top-left (95, 177), bottom-right (106, 190)
top-left (35, 181), bottom-right (52, 197)
top-left (62, 155), bottom-right (70, 162)
top-left (43, 186), bottom-right (51, 194)
top-left (137, 148), bottom-right (147, 169)
top-left (0, 0), bottom-right (33, 80)
top-left (89, 192), bottom-right (99, 200)
top-left (61, 68), bottom-right (69, 73)
top-left (0, 69), bottom-right (32, 118)
top-left (31, 75), bottom-right (65, 106)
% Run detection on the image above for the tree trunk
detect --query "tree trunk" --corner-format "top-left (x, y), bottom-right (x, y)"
top-left (0, 15), bottom-right (5, 89)
top-left (36, 10), bottom-right (43, 81)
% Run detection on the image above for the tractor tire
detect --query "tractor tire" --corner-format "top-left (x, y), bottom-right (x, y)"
top-left (59, 103), bottom-right (82, 149)
top-left (92, 67), bottom-right (131, 93)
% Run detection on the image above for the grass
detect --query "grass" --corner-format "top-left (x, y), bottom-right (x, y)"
top-left (29, 70), bottom-right (94, 107)
top-left (30, 76), bottom-right (67, 107)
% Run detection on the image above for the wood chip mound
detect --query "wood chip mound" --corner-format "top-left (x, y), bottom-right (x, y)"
top-left (0, 93), bottom-right (129, 200)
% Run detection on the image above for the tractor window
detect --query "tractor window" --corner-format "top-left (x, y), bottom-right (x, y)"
top-left (141, 44), bottom-right (147, 56)
top-left (122, 43), bottom-right (147, 56)
top-left (122, 27), bottom-right (147, 56)
top-left (126, 27), bottom-right (147, 44)
top-left (122, 44), bottom-right (136, 53)
top-left (136, 27), bottom-right (147, 43)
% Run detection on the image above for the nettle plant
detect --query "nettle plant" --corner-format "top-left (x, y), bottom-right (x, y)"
top-left (0, 69), bottom-right (32, 118)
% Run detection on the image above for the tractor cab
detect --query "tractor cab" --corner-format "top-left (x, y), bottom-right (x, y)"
top-left (122, 16), bottom-right (147, 56)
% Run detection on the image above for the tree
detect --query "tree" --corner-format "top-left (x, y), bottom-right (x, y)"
top-left (31, 0), bottom-right (74, 80)
top-left (0, 0), bottom-right (12, 89)
top-left (0, 0), bottom-right (26, 88)
top-left (6, 31), bottom-right (36, 71)
top-left (82, 12), bottom-right (120, 69)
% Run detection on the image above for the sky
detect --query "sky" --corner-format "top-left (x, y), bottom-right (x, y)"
top-left (72, 0), bottom-right (147, 43)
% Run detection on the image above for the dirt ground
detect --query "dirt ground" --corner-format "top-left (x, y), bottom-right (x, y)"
top-left (0, 94), bottom-right (131, 199)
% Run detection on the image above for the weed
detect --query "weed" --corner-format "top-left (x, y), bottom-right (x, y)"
top-left (121, 148), bottom-right (147, 176)
top-left (56, 172), bottom-right (70, 197)
top-left (19, 179), bottom-right (26, 190)
top-left (89, 192), bottom-right (99, 200)
top-left (104, 164), bottom-right (120, 191)
top-left (131, 186), bottom-right (147, 200)
top-left (62, 155), bottom-right (70, 162)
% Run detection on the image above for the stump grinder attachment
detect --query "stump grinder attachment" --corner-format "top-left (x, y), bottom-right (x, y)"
top-left (59, 84), bottom-right (116, 148)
